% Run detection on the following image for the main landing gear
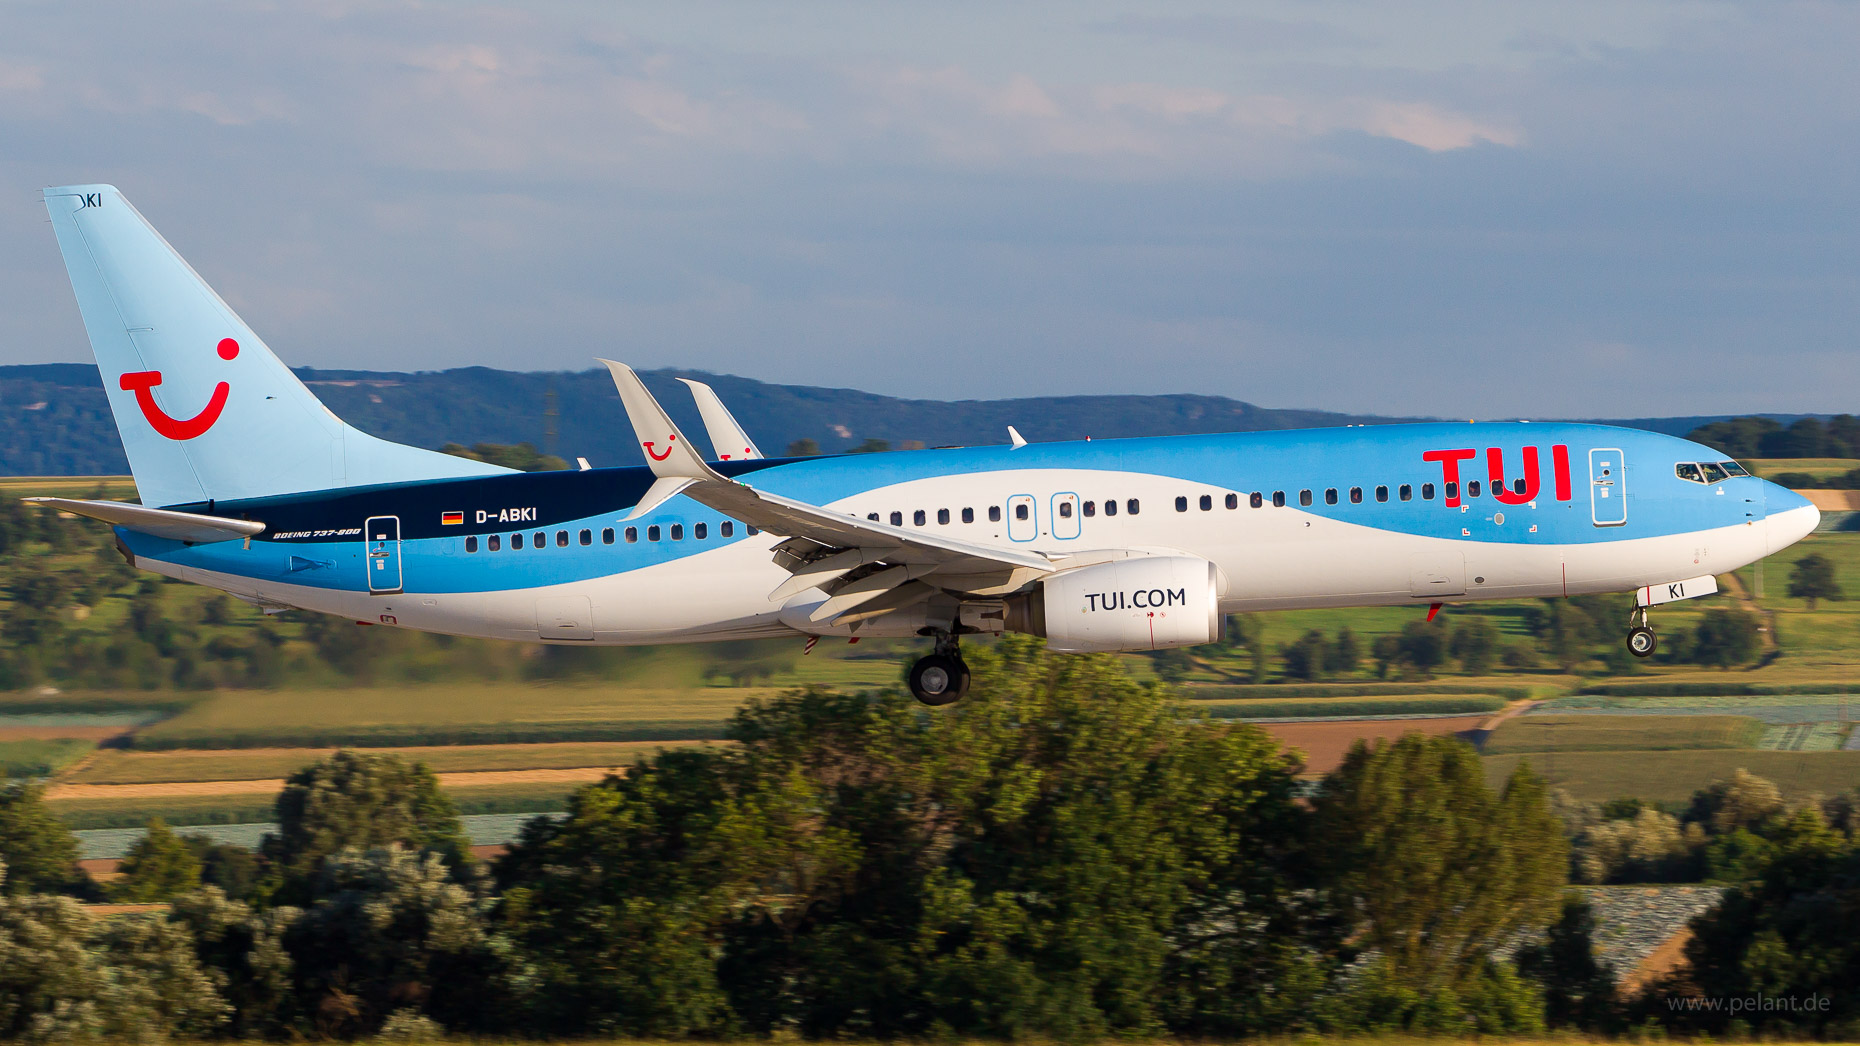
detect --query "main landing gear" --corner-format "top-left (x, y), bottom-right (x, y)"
top-left (909, 632), bottom-right (970, 706)
top-left (1626, 606), bottom-right (1658, 658)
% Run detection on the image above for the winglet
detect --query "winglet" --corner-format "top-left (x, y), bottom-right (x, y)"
top-left (1008, 425), bottom-right (1028, 449)
top-left (676, 378), bottom-right (762, 460)
top-left (597, 360), bottom-right (726, 482)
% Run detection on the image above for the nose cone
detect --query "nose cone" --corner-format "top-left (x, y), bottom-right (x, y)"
top-left (1762, 481), bottom-right (1820, 554)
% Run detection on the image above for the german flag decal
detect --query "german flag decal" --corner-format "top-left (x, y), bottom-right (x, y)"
top-left (441, 511), bottom-right (464, 526)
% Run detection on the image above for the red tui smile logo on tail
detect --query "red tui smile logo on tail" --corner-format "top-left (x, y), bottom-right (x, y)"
top-left (119, 338), bottom-right (239, 441)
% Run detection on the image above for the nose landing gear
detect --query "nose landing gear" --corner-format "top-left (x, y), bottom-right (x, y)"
top-left (908, 632), bottom-right (970, 706)
top-left (1626, 606), bottom-right (1658, 658)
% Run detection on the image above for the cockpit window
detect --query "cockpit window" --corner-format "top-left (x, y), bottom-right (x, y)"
top-left (1720, 461), bottom-right (1750, 477)
top-left (1677, 460), bottom-right (1750, 484)
top-left (1700, 462), bottom-right (1729, 483)
top-left (1675, 463), bottom-right (1704, 483)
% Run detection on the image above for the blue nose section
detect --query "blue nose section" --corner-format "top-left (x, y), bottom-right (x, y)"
top-left (1760, 480), bottom-right (1820, 554)
top-left (1763, 480), bottom-right (1814, 517)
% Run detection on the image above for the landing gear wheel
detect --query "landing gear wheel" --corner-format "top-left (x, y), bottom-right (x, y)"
top-left (909, 653), bottom-right (970, 706)
top-left (1626, 626), bottom-right (1658, 658)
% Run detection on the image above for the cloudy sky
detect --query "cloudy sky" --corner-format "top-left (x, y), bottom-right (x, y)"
top-left (1, 1), bottom-right (1854, 417)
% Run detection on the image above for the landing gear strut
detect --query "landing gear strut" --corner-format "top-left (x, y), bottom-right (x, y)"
top-left (909, 632), bottom-right (970, 706)
top-left (1626, 606), bottom-right (1657, 658)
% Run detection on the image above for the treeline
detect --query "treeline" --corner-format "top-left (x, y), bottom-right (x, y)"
top-left (1689, 414), bottom-right (1860, 460)
top-left (4, 641), bottom-right (1860, 1039)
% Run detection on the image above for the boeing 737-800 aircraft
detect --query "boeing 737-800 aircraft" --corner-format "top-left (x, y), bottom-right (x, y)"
top-left (33, 185), bottom-right (1820, 704)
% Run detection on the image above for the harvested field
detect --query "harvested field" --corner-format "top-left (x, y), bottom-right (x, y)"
top-left (1257, 715), bottom-right (1489, 775)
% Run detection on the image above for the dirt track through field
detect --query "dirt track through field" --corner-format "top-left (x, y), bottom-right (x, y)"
top-left (45, 766), bottom-right (617, 801)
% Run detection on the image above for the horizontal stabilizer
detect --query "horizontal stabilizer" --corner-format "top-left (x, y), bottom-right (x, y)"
top-left (24, 497), bottom-right (264, 544)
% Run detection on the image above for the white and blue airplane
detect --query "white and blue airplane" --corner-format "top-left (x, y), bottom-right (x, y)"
top-left (33, 185), bottom-right (1820, 704)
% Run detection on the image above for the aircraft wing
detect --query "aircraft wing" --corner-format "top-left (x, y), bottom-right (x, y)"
top-left (24, 497), bottom-right (264, 544)
top-left (602, 360), bottom-right (1053, 622)
top-left (675, 377), bottom-right (763, 460)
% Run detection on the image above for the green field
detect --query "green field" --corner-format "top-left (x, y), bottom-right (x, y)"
top-left (0, 738), bottom-right (96, 777)
top-left (1196, 694), bottom-right (1505, 719)
top-left (1484, 749), bottom-right (1860, 803)
top-left (1484, 714), bottom-right (1765, 754)
top-left (1748, 457), bottom-right (1860, 481)
top-left (66, 740), bottom-right (700, 784)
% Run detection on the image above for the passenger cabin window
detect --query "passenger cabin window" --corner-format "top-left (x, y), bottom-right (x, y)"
top-left (1176, 496), bottom-right (1189, 512)
top-left (1400, 484), bottom-right (1412, 501)
top-left (1083, 501), bottom-right (1095, 517)
top-left (1272, 491), bottom-right (1285, 507)
top-left (1126, 498), bottom-right (1140, 515)
top-left (1467, 481), bottom-right (1481, 498)
top-left (1299, 490), bottom-right (1313, 507)
top-left (1199, 494), bottom-right (1212, 511)
top-left (721, 522), bottom-right (734, 537)
top-left (603, 528), bottom-right (615, 544)
top-left (671, 524), bottom-right (686, 540)
top-left (694, 522), bottom-right (707, 539)
top-left (1444, 482), bottom-right (1457, 501)
top-left (890, 511), bottom-right (903, 526)
top-left (1376, 485), bottom-right (1389, 503)
top-left (1225, 493), bottom-right (1238, 509)
top-left (989, 506), bottom-right (1002, 522)
top-left (579, 529), bottom-right (591, 546)
top-left (1059, 501), bottom-right (1073, 518)
top-left (868, 512), bottom-right (880, 521)
top-left (1422, 483), bottom-right (1435, 500)
top-left (937, 508), bottom-right (950, 524)
top-left (624, 527), bottom-right (637, 543)
top-left (913, 510), bottom-right (926, 526)
top-left (647, 525), bottom-right (661, 542)
top-left (1250, 492), bottom-right (1263, 508)
top-left (556, 530), bottom-right (569, 547)
top-left (533, 531), bottom-right (545, 548)
top-left (1324, 488), bottom-right (1338, 506)
top-left (511, 533), bottom-right (524, 549)
top-left (488, 535), bottom-right (501, 551)
top-left (1104, 500), bottom-right (1117, 517)
top-left (1015, 503), bottom-right (1029, 521)
top-left (1351, 487), bottom-right (1363, 504)
top-left (465, 536), bottom-right (478, 553)
top-left (747, 526), bottom-right (760, 535)
top-left (961, 508), bottom-right (975, 523)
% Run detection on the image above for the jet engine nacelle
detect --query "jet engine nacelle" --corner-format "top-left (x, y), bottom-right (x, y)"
top-left (1005, 555), bottom-right (1224, 653)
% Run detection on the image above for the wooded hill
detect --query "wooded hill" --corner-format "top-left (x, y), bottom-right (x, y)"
top-left (0, 362), bottom-right (1825, 476)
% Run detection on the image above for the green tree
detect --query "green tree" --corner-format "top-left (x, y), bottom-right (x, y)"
top-left (1786, 552), bottom-right (1843, 609)
top-left (1450, 618), bottom-right (1501, 674)
top-left (1279, 629), bottom-right (1331, 681)
top-left (111, 818), bottom-right (203, 902)
top-left (497, 638), bottom-right (1314, 1039)
top-left (1325, 627), bottom-right (1361, 676)
top-left (0, 782), bottom-right (82, 896)
top-left (1396, 619), bottom-right (1449, 677)
top-left (1312, 734), bottom-right (1567, 993)
top-left (784, 438), bottom-right (819, 457)
top-left (264, 751), bottom-right (471, 893)
top-left (287, 847), bottom-right (507, 1038)
top-left (0, 888), bottom-right (107, 1039)
top-left (1514, 895), bottom-right (1619, 1031)
top-left (1690, 607), bottom-right (1761, 668)
top-left (90, 912), bottom-right (231, 1039)
top-left (170, 887), bottom-right (302, 1039)
top-left (847, 438), bottom-right (890, 454)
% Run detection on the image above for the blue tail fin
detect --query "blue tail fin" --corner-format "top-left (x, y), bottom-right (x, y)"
top-left (42, 185), bottom-right (510, 507)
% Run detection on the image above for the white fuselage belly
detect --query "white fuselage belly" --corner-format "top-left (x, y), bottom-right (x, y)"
top-left (142, 469), bottom-right (1804, 645)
